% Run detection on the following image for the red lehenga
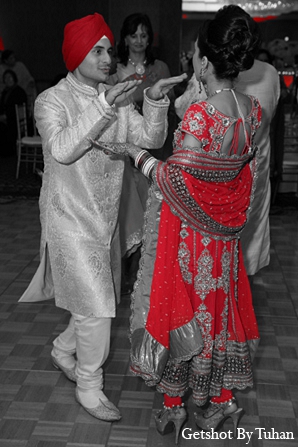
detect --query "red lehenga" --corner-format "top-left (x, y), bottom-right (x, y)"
top-left (130, 95), bottom-right (262, 406)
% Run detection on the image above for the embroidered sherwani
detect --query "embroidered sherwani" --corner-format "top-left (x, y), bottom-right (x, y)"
top-left (236, 60), bottom-right (280, 275)
top-left (20, 73), bottom-right (169, 318)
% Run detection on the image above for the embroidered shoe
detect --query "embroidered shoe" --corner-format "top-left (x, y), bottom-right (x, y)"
top-left (51, 355), bottom-right (77, 383)
top-left (194, 398), bottom-right (244, 437)
top-left (75, 389), bottom-right (122, 421)
top-left (155, 404), bottom-right (187, 444)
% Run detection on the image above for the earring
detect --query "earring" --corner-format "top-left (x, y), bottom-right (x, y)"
top-left (198, 67), bottom-right (204, 94)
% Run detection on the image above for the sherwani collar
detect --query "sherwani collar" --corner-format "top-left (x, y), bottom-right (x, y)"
top-left (66, 72), bottom-right (106, 97)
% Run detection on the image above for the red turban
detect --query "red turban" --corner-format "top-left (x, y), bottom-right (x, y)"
top-left (62, 13), bottom-right (114, 72)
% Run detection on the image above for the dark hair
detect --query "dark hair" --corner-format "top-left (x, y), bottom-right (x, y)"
top-left (117, 13), bottom-right (155, 66)
top-left (2, 49), bottom-right (14, 63)
top-left (197, 5), bottom-right (260, 80)
top-left (215, 6), bottom-right (261, 57)
top-left (3, 69), bottom-right (18, 84)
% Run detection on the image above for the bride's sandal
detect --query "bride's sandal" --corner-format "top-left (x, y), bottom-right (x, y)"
top-left (155, 404), bottom-right (187, 444)
top-left (194, 398), bottom-right (244, 437)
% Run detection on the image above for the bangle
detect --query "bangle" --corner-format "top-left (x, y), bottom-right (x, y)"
top-left (142, 157), bottom-right (156, 178)
top-left (134, 149), bottom-right (157, 178)
top-left (137, 154), bottom-right (151, 171)
top-left (135, 150), bottom-right (149, 169)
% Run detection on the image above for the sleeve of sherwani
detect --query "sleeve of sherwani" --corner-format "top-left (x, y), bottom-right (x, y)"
top-left (34, 90), bottom-right (116, 164)
top-left (126, 88), bottom-right (170, 149)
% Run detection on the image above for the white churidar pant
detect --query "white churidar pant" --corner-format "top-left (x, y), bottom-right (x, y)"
top-left (52, 313), bottom-right (111, 397)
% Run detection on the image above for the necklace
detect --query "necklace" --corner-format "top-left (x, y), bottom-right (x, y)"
top-left (207, 87), bottom-right (234, 99)
top-left (128, 58), bottom-right (147, 76)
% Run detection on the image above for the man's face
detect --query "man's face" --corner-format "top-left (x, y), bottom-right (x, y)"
top-left (73, 37), bottom-right (113, 88)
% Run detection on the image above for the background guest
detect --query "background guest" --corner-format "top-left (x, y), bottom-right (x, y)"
top-left (0, 69), bottom-right (27, 156)
top-left (111, 13), bottom-right (177, 292)
top-left (0, 50), bottom-right (36, 108)
top-left (256, 48), bottom-right (274, 64)
top-left (255, 48), bottom-right (285, 205)
top-left (111, 12), bottom-right (176, 160)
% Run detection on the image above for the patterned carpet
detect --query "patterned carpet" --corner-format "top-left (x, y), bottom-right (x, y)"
top-left (0, 156), bottom-right (42, 199)
top-left (0, 198), bottom-right (298, 446)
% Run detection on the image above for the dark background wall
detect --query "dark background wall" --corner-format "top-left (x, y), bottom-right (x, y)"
top-left (0, 0), bottom-right (182, 94)
top-left (180, 11), bottom-right (298, 55)
top-left (0, 1), bottom-right (297, 95)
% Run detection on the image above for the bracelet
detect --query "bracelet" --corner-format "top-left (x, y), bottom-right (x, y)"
top-left (135, 150), bottom-right (148, 169)
top-left (134, 149), bottom-right (157, 179)
top-left (142, 157), bottom-right (156, 177)
top-left (141, 156), bottom-right (157, 179)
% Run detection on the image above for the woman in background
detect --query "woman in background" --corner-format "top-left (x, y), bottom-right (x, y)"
top-left (115, 14), bottom-right (171, 111)
top-left (116, 12), bottom-right (178, 160)
top-left (113, 13), bottom-right (176, 291)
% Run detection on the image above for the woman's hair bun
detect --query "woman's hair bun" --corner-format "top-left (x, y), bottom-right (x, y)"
top-left (197, 6), bottom-right (261, 80)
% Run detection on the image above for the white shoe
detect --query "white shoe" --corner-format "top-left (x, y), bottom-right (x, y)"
top-left (51, 355), bottom-right (77, 382)
top-left (75, 389), bottom-right (121, 421)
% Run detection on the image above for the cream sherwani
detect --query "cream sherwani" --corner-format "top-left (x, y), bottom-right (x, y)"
top-left (20, 72), bottom-right (169, 317)
top-left (236, 60), bottom-right (280, 275)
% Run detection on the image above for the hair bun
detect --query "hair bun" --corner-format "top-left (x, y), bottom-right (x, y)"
top-left (198, 10), bottom-right (259, 80)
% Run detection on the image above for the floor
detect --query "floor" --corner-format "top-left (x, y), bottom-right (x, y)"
top-left (0, 156), bottom-right (42, 199)
top-left (0, 197), bottom-right (298, 447)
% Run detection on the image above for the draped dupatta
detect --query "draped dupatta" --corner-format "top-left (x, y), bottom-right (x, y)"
top-left (155, 148), bottom-right (257, 237)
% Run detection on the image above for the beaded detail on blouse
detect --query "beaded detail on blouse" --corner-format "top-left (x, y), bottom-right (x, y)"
top-left (174, 97), bottom-right (261, 155)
